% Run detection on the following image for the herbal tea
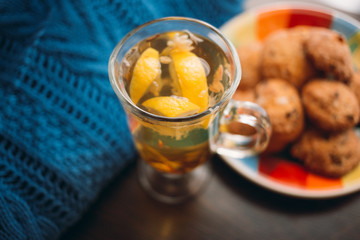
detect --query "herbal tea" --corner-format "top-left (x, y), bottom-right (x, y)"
top-left (120, 30), bottom-right (231, 173)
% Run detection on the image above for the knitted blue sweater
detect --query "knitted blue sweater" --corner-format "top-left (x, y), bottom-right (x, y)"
top-left (0, 0), bottom-right (243, 239)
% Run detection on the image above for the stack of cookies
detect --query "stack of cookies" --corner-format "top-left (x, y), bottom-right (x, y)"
top-left (234, 26), bottom-right (360, 178)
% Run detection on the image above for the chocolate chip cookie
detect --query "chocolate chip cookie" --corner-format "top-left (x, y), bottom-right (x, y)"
top-left (348, 71), bottom-right (360, 113)
top-left (302, 79), bottom-right (360, 132)
top-left (304, 28), bottom-right (354, 83)
top-left (261, 27), bottom-right (317, 88)
top-left (291, 128), bottom-right (360, 178)
top-left (255, 78), bottom-right (304, 153)
top-left (237, 41), bottom-right (263, 90)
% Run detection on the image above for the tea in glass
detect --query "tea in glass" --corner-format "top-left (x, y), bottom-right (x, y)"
top-left (109, 17), bottom-right (270, 204)
top-left (121, 30), bottom-right (231, 174)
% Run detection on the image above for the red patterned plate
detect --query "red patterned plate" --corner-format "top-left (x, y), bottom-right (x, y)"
top-left (220, 3), bottom-right (360, 198)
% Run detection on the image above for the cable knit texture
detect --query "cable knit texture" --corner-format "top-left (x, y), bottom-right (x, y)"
top-left (0, 0), bottom-right (243, 239)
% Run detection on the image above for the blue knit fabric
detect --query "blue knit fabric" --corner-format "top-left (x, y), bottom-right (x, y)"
top-left (0, 0), bottom-right (243, 239)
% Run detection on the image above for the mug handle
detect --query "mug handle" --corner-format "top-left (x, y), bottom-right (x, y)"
top-left (209, 100), bottom-right (272, 159)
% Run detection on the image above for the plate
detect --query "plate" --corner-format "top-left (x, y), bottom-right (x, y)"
top-left (219, 3), bottom-right (360, 198)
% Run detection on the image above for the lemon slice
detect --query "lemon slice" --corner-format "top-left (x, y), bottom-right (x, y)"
top-left (142, 96), bottom-right (200, 117)
top-left (169, 51), bottom-right (209, 112)
top-left (129, 47), bottom-right (161, 104)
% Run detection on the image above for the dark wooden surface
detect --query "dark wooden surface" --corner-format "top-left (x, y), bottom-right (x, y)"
top-left (61, 155), bottom-right (360, 240)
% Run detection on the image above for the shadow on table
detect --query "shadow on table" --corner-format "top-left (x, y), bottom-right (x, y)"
top-left (62, 156), bottom-right (360, 240)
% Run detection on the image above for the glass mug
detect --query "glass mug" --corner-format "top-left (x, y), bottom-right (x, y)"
top-left (109, 17), bottom-right (271, 204)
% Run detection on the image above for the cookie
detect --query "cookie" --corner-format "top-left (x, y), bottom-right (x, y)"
top-left (237, 41), bottom-right (263, 90)
top-left (255, 78), bottom-right (304, 153)
top-left (232, 88), bottom-right (255, 102)
top-left (261, 27), bottom-right (317, 88)
top-left (302, 79), bottom-right (360, 132)
top-left (348, 71), bottom-right (360, 114)
top-left (304, 28), bottom-right (353, 83)
top-left (291, 128), bottom-right (360, 178)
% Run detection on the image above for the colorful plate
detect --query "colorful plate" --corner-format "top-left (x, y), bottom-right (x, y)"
top-left (220, 3), bottom-right (360, 198)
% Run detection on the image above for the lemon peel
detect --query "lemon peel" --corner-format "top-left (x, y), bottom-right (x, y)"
top-left (142, 96), bottom-right (200, 117)
top-left (169, 50), bottom-right (209, 112)
top-left (129, 47), bottom-right (161, 104)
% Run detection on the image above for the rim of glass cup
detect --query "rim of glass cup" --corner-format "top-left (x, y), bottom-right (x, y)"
top-left (108, 16), bottom-right (241, 123)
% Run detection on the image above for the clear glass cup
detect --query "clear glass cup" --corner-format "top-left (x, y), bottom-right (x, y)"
top-left (109, 17), bottom-right (271, 204)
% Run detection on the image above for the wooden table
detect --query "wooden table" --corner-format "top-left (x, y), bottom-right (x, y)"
top-left (61, 155), bottom-right (360, 240)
